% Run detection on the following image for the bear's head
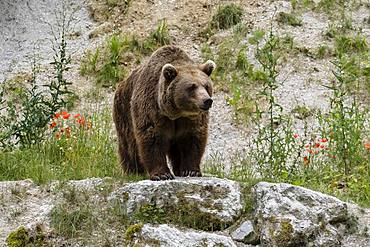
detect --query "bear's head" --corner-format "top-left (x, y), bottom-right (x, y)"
top-left (158, 60), bottom-right (216, 120)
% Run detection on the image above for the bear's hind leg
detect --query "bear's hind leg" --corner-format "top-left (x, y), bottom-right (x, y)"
top-left (118, 140), bottom-right (145, 175)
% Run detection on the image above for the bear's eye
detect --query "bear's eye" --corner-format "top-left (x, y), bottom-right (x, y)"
top-left (187, 84), bottom-right (197, 92)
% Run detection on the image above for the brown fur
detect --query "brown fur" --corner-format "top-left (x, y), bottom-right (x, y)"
top-left (113, 45), bottom-right (215, 180)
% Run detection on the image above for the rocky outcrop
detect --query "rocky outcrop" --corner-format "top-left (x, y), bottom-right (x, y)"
top-left (0, 178), bottom-right (369, 247)
top-left (252, 182), bottom-right (351, 246)
top-left (109, 177), bottom-right (243, 230)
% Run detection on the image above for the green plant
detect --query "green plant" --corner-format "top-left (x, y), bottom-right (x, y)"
top-left (276, 12), bottom-right (303, 27)
top-left (319, 60), bottom-right (369, 176)
top-left (316, 44), bottom-right (331, 59)
top-left (210, 4), bottom-right (244, 30)
top-left (334, 34), bottom-right (368, 55)
top-left (291, 105), bottom-right (314, 119)
top-left (249, 31), bottom-right (302, 179)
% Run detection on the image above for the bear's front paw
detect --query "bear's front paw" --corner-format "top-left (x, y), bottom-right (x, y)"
top-left (150, 172), bottom-right (175, 181)
top-left (180, 170), bottom-right (202, 177)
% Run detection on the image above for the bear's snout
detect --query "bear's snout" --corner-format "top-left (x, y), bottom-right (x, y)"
top-left (201, 98), bottom-right (213, 111)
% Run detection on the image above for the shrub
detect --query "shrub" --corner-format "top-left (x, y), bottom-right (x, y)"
top-left (276, 12), bottom-right (303, 27)
top-left (211, 4), bottom-right (244, 30)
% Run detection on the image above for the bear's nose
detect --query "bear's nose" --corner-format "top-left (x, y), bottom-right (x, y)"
top-left (202, 98), bottom-right (213, 110)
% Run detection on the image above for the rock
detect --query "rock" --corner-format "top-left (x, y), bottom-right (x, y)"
top-left (109, 177), bottom-right (243, 230)
top-left (252, 182), bottom-right (350, 247)
top-left (129, 223), bottom-right (239, 247)
top-left (230, 220), bottom-right (259, 245)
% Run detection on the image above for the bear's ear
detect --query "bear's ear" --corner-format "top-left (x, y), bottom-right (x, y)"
top-left (162, 64), bottom-right (178, 81)
top-left (199, 60), bottom-right (216, 76)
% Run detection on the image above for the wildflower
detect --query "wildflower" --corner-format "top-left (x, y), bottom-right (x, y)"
top-left (61, 111), bottom-right (68, 116)
top-left (303, 156), bottom-right (309, 166)
top-left (365, 142), bottom-right (370, 149)
top-left (314, 143), bottom-right (320, 148)
top-left (74, 113), bottom-right (81, 118)
top-left (50, 122), bottom-right (57, 128)
top-left (62, 113), bottom-right (70, 119)
top-left (66, 126), bottom-right (71, 138)
top-left (320, 138), bottom-right (328, 143)
top-left (320, 144), bottom-right (325, 149)
top-left (54, 113), bottom-right (61, 119)
top-left (308, 149), bottom-right (314, 154)
top-left (293, 134), bottom-right (299, 138)
top-left (60, 127), bottom-right (64, 133)
top-left (55, 132), bottom-right (61, 139)
top-left (305, 144), bottom-right (310, 148)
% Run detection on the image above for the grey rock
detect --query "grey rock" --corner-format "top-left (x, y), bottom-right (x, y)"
top-left (252, 182), bottom-right (350, 247)
top-left (231, 220), bottom-right (259, 244)
top-left (109, 177), bottom-right (243, 225)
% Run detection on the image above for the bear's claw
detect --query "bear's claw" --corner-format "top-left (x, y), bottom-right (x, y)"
top-left (150, 173), bottom-right (174, 181)
top-left (181, 170), bottom-right (202, 177)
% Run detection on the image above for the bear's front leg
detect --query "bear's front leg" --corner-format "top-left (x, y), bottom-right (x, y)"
top-left (137, 132), bottom-right (174, 181)
top-left (178, 135), bottom-right (206, 177)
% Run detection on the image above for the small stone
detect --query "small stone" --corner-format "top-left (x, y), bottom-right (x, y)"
top-left (231, 220), bottom-right (259, 244)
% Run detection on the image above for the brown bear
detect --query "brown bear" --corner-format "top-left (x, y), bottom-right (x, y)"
top-left (113, 45), bottom-right (215, 180)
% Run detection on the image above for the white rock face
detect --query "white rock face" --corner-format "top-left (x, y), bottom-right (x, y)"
top-left (252, 182), bottom-right (349, 247)
top-left (110, 177), bottom-right (243, 224)
top-left (131, 224), bottom-right (238, 247)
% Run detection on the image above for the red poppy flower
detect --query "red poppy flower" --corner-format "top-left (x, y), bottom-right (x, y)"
top-left (314, 143), bottom-right (320, 148)
top-left (365, 142), bottom-right (370, 149)
top-left (305, 144), bottom-right (310, 148)
top-left (320, 145), bottom-right (325, 149)
top-left (54, 113), bottom-right (61, 119)
top-left (63, 113), bottom-right (70, 120)
top-left (320, 138), bottom-right (328, 143)
top-left (50, 122), bottom-right (57, 128)
top-left (74, 113), bottom-right (81, 119)
top-left (293, 134), bottom-right (299, 138)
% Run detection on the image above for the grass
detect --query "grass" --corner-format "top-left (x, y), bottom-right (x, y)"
top-left (50, 202), bottom-right (95, 238)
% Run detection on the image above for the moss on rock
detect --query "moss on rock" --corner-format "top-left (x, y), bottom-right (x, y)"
top-left (6, 226), bottom-right (51, 247)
